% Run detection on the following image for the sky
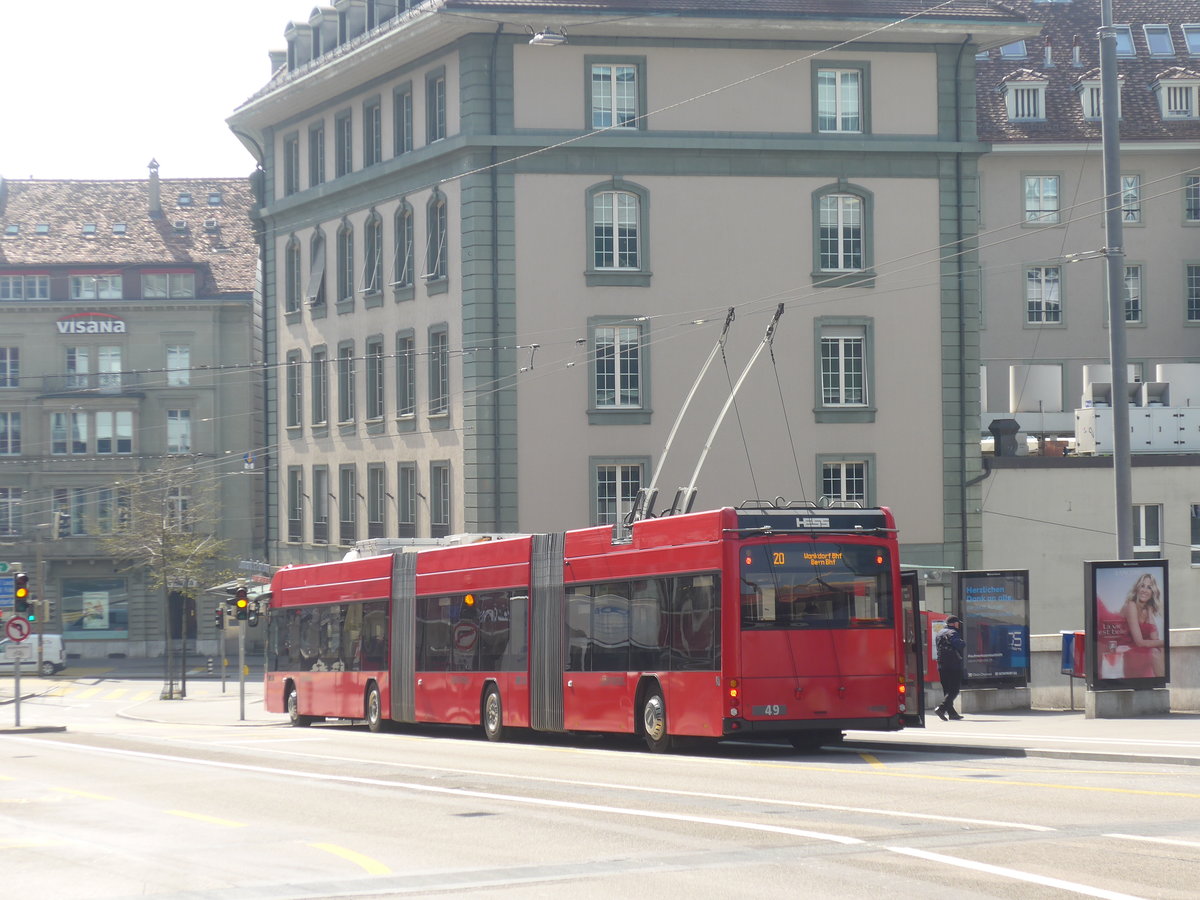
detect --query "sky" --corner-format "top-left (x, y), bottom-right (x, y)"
top-left (1, 1), bottom-right (308, 181)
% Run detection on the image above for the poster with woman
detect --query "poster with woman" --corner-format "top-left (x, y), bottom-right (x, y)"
top-left (1086, 560), bottom-right (1169, 689)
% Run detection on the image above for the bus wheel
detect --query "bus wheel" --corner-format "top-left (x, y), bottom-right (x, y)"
top-left (483, 685), bottom-right (505, 742)
top-left (287, 684), bottom-right (312, 727)
top-left (641, 687), bottom-right (673, 753)
top-left (365, 684), bottom-right (385, 733)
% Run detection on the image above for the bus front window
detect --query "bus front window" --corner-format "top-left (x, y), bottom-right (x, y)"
top-left (740, 542), bottom-right (893, 629)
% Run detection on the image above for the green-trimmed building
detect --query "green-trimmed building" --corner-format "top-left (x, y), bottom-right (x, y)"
top-left (229, 0), bottom-right (1036, 576)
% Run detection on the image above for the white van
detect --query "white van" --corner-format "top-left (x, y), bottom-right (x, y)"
top-left (0, 634), bottom-right (67, 676)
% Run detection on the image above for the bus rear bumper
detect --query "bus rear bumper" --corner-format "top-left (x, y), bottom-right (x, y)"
top-left (722, 715), bottom-right (903, 737)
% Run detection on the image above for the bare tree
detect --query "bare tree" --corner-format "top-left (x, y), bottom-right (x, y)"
top-left (95, 458), bottom-right (232, 698)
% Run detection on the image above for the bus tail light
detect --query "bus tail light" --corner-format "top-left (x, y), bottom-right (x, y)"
top-left (729, 678), bottom-right (739, 716)
top-left (897, 676), bottom-right (907, 712)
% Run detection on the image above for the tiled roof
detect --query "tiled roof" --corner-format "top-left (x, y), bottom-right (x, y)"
top-left (977, 0), bottom-right (1200, 142)
top-left (0, 176), bottom-right (259, 296)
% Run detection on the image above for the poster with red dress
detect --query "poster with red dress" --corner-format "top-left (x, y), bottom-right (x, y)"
top-left (1086, 561), bottom-right (1169, 689)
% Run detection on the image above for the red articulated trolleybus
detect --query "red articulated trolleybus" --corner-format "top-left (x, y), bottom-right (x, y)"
top-left (266, 501), bottom-right (923, 751)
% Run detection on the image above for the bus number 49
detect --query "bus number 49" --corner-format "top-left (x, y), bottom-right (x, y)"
top-left (753, 704), bottom-right (786, 717)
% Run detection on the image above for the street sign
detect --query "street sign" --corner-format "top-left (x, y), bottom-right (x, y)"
top-left (5, 616), bottom-right (30, 642)
top-left (0, 574), bottom-right (13, 605)
top-left (2, 643), bottom-right (32, 662)
top-left (0, 561), bottom-right (9, 573)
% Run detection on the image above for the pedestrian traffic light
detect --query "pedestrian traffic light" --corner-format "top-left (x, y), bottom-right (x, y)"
top-left (247, 602), bottom-right (259, 627)
top-left (14, 573), bottom-right (30, 614)
top-left (234, 587), bottom-right (249, 621)
top-left (214, 605), bottom-right (224, 630)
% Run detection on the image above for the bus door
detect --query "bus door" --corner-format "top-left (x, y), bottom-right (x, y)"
top-left (900, 570), bottom-right (925, 728)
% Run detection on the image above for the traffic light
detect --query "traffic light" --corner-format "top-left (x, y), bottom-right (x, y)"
top-left (247, 601), bottom-right (259, 627)
top-left (214, 605), bottom-right (225, 630)
top-left (14, 573), bottom-right (30, 615)
top-left (234, 587), bottom-right (249, 621)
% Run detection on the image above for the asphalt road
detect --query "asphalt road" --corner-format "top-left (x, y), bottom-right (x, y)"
top-left (2, 679), bottom-right (1198, 898)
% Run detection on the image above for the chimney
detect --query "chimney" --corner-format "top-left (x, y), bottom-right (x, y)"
top-left (148, 158), bottom-right (161, 217)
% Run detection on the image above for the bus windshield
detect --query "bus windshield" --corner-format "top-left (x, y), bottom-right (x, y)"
top-left (740, 541), bottom-right (893, 629)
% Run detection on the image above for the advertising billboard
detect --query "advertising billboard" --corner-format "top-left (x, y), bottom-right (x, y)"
top-left (953, 570), bottom-right (1030, 687)
top-left (1085, 560), bottom-right (1169, 690)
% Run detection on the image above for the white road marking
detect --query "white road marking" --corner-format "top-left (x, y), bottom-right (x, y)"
top-left (887, 846), bottom-right (1147, 900)
top-left (1104, 833), bottom-right (1200, 849)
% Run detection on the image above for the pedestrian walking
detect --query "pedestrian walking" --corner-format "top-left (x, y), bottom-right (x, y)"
top-left (934, 615), bottom-right (965, 721)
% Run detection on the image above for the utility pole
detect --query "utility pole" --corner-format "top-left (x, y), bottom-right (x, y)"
top-left (1100, 0), bottom-right (1132, 558)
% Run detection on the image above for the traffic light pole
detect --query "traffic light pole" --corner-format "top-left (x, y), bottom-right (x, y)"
top-left (238, 618), bottom-right (246, 721)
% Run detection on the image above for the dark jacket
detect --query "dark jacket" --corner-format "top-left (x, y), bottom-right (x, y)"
top-left (936, 624), bottom-right (965, 671)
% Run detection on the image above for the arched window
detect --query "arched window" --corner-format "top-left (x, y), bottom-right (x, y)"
top-left (586, 180), bottom-right (651, 287)
top-left (336, 219), bottom-right (354, 303)
top-left (811, 183), bottom-right (874, 288)
top-left (393, 202), bottom-right (414, 291)
top-left (284, 236), bottom-right (302, 312)
top-left (363, 212), bottom-right (383, 294)
top-left (307, 230), bottom-right (327, 307)
top-left (425, 192), bottom-right (448, 283)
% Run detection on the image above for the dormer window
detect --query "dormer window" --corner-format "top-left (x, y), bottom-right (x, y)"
top-left (3, 224), bottom-right (18, 236)
top-left (36, 224), bottom-right (50, 235)
top-left (1184, 25), bottom-right (1200, 56)
top-left (1152, 69), bottom-right (1200, 119)
top-left (204, 219), bottom-right (219, 234)
top-left (112, 223), bottom-right (126, 235)
top-left (173, 220), bottom-right (189, 232)
top-left (1075, 74), bottom-right (1122, 119)
top-left (177, 192), bottom-right (193, 206)
top-left (81, 223), bottom-right (97, 236)
top-left (1001, 74), bottom-right (1048, 121)
top-left (1144, 25), bottom-right (1174, 57)
top-left (1000, 41), bottom-right (1027, 59)
top-left (207, 191), bottom-right (222, 206)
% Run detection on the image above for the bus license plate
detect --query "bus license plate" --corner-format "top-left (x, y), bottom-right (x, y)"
top-left (752, 704), bottom-right (787, 717)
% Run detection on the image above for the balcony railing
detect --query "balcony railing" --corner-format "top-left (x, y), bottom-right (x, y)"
top-left (40, 372), bottom-right (144, 395)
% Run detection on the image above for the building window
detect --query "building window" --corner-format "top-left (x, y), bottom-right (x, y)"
top-left (70, 275), bottom-right (122, 299)
top-left (166, 487), bottom-right (191, 532)
top-left (396, 332), bottom-right (416, 418)
top-left (311, 346), bottom-right (329, 426)
top-left (426, 71), bottom-right (446, 142)
top-left (428, 328), bottom-right (449, 416)
top-left (397, 462), bottom-right (417, 537)
top-left (0, 275), bottom-right (48, 300)
top-left (1187, 176), bottom-right (1200, 223)
top-left (0, 347), bottom-right (18, 387)
top-left (588, 319), bottom-right (649, 425)
top-left (1122, 175), bottom-right (1141, 223)
top-left (1184, 25), bottom-right (1200, 56)
top-left (1191, 504), bottom-right (1200, 565)
top-left (339, 465), bottom-right (357, 545)
top-left (307, 232), bottom-right (327, 307)
top-left (51, 411), bottom-right (87, 455)
top-left (312, 466), bottom-right (329, 544)
top-left (1144, 24), bottom-right (1174, 56)
top-left (1156, 79), bottom-right (1200, 119)
top-left (287, 468), bottom-right (304, 543)
top-left (1113, 25), bottom-right (1135, 57)
top-left (337, 342), bottom-right (356, 424)
top-left (821, 327), bottom-right (867, 407)
top-left (142, 272), bottom-right (195, 299)
top-left (999, 40), bottom-right (1027, 58)
top-left (167, 409), bottom-right (191, 454)
top-left (0, 412), bottom-right (20, 455)
top-left (1024, 175), bottom-right (1060, 224)
top-left (335, 111), bottom-right (353, 177)
top-left (1025, 265), bottom-right (1063, 324)
top-left (363, 214), bottom-right (383, 295)
top-left (284, 237), bottom-right (302, 312)
top-left (821, 459), bottom-right (868, 505)
top-left (593, 190), bottom-right (640, 271)
top-left (286, 352), bottom-right (303, 429)
top-left (590, 60), bottom-right (641, 129)
top-left (365, 336), bottom-right (385, 420)
top-left (1124, 265), bottom-right (1143, 323)
top-left (812, 184), bottom-right (875, 287)
top-left (394, 204), bottom-right (414, 290)
top-left (95, 411), bottom-right (133, 454)
top-left (394, 84), bottom-right (413, 155)
top-left (336, 222), bottom-right (355, 303)
top-left (65, 347), bottom-right (89, 388)
top-left (309, 123), bottom-right (326, 188)
top-left (593, 461), bottom-right (642, 526)
top-left (283, 133), bottom-right (300, 195)
top-left (0, 488), bottom-right (22, 536)
top-left (367, 464), bottom-right (386, 539)
top-left (430, 461), bottom-right (450, 537)
top-left (363, 98), bottom-right (382, 167)
top-left (1132, 504), bottom-right (1162, 558)
top-left (426, 194), bottom-right (448, 283)
top-left (54, 488), bottom-right (90, 536)
top-left (1078, 83), bottom-right (1104, 120)
top-left (1187, 265), bottom-right (1200, 322)
top-left (95, 488), bottom-right (129, 534)
top-left (815, 66), bottom-right (866, 134)
top-left (1003, 82), bottom-right (1047, 121)
top-left (166, 345), bottom-right (190, 386)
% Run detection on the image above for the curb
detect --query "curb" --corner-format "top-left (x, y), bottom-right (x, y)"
top-left (842, 738), bottom-right (1200, 767)
top-left (0, 726), bottom-right (67, 735)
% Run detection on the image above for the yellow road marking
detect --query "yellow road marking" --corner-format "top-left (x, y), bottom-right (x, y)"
top-left (76, 687), bottom-right (102, 700)
top-left (167, 810), bottom-right (248, 828)
top-left (858, 752), bottom-right (884, 767)
top-left (106, 689), bottom-right (127, 700)
top-left (53, 788), bottom-right (114, 801)
top-left (133, 690), bottom-right (155, 701)
top-left (309, 842), bottom-right (392, 875)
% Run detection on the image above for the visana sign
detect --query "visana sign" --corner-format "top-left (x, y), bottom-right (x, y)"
top-left (56, 313), bottom-right (128, 334)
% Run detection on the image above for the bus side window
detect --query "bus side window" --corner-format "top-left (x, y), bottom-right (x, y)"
top-left (671, 575), bottom-right (720, 671)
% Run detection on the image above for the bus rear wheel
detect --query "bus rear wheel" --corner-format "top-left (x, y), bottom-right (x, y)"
top-left (287, 684), bottom-right (313, 727)
top-left (483, 685), bottom-right (505, 742)
top-left (365, 683), bottom-right (385, 733)
top-left (641, 687), bottom-right (673, 753)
